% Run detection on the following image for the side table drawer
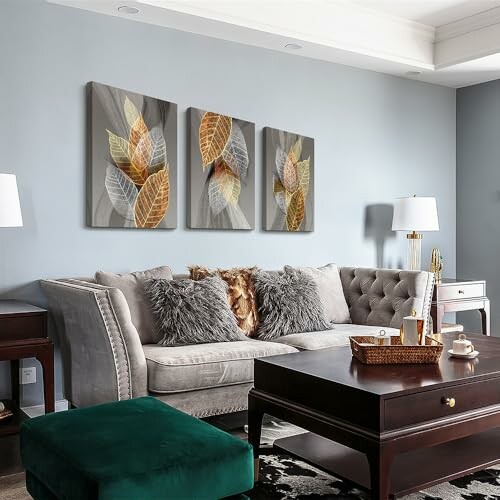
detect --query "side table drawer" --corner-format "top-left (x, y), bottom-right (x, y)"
top-left (384, 378), bottom-right (500, 430)
top-left (436, 283), bottom-right (485, 302)
top-left (0, 314), bottom-right (47, 341)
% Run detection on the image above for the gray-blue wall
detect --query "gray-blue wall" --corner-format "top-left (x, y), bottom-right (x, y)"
top-left (1, 0), bottom-right (456, 406)
top-left (457, 81), bottom-right (500, 334)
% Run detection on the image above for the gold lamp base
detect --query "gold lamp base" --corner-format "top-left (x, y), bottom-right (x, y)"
top-left (406, 231), bottom-right (423, 240)
top-left (406, 231), bottom-right (423, 270)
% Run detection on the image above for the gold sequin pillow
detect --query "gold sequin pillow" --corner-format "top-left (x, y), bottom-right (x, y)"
top-left (189, 266), bottom-right (259, 337)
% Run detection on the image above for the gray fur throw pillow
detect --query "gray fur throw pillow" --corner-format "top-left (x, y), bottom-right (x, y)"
top-left (145, 277), bottom-right (248, 346)
top-left (255, 268), bottom-right (332, 340)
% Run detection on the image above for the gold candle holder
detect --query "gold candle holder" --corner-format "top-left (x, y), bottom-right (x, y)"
top-left (430, 248), bottom-right (443, 283)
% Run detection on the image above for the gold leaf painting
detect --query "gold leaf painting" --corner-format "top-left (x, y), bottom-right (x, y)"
top-left (188, 108), bottom-right (254, 230)
top-left (199, 112), bottom-right (232, 168)
top-left (88, 82), bottom-right (177, 228)
top-left (264, 127), bottom-right (314, 232)
top-left (134, 169), bottom-right (170, 228)
top-left (286, 188), bottom-right (305, 231)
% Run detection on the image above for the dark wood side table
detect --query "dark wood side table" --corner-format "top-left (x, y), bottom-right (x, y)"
top-left (431, 279), bottom-right (490, 336)
top-left (0, 301), bottom-right (54, 438)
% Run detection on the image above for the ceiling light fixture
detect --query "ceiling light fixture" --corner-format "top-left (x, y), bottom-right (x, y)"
top-left (285, 43), bottom-right (302, 50)
top-left (117, 6), bottom-right (139, 14)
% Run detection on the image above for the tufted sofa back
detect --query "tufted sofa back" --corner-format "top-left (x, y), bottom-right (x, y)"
top-left (339, 267), bottom-right (434, 329)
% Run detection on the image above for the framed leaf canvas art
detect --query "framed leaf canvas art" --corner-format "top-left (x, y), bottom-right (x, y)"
top-left (87, 82), bottom-right (177, 228)
top-left (188, 108), bottom-right (255, 229)
top-left (264, 127), bottom-right (314, 232)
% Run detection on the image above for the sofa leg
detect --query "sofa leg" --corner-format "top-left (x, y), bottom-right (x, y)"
top-left (254, 458), bottom-right (260, 482)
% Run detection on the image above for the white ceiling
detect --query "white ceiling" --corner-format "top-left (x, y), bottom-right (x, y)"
top-left (352, 0), bottom-right (500, 27)
top-left (46, 0), bottom-right (500, 87)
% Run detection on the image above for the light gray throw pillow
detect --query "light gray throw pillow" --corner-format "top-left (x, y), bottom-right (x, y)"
top-left (145, 276), bottom-right (248, 346)
top-left (255, 267), bottom-right (332, 341)
top-left (95, 266), bottom-right (173, 344)
top-left (285, 264), bottom-right (351, 324)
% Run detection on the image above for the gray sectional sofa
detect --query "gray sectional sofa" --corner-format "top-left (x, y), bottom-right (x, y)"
top-left (41, 267), bottom-right (434, 417)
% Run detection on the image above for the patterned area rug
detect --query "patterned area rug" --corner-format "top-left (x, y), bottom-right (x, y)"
top-left (248, 450), bottom-right (500, 499)
top-left (247, 422), bottom-right (500, 499)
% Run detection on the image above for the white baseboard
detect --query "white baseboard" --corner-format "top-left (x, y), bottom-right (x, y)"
top-left (22, 399), bottom-right (69, 418)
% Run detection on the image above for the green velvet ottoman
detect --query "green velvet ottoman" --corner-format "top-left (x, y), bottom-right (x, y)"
top-left (21, 397), bottom-right (253, 500)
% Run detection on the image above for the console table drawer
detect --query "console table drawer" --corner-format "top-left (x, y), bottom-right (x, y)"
top-left (0, 314), bottom-right (46, 341)
top-left (384, 378), bottom-right (500, 430)
top-left (436, 283), bottom-right (485, 302)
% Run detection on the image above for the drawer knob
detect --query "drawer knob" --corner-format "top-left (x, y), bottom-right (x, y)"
top-left (442, 397), bottom-right (456, 408)
top-left (458, 290), bottom-right (465, 294)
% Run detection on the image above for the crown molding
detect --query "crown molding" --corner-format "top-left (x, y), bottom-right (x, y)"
top-left (435, 6), bottom-right (500, 42)
top-left (148, 0), bottom-right (436, 41)
top-left (139, 0), bottom-right (437, 68)
top-left (435, 14), bottom-right (500, 68)
top-left (45, 0), bottom-right (500, 87)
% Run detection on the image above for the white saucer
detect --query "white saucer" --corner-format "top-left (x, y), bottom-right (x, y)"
top-left (448, 349), bottom-right (479, 359)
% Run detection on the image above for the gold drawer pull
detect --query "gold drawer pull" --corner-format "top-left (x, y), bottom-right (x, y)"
top-left (442, 397), bottom-right (456, 408)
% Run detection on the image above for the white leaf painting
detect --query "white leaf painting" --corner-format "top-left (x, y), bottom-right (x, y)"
top-left (105, 163), bottom-right (138, 221)
top-left (273, 176), bottom-right (288, 214)
top-left (222, 122), bottom-right (249, 178)
top-left (208, 173), bottom-right (229, 216)
top-left (149, 126), bottom-right (167, 174)
top-left (275, 146), bottom-right (287, 185)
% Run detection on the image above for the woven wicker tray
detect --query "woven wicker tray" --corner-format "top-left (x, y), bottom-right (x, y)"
top-left (350, 336), bottom-right (443, 365)
top-left (0, 409), bottom-right (13, 422)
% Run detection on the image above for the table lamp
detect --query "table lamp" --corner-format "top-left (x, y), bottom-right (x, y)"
top-left (0, 174), bottom-right (23, 227)
top-left (392, 195), bottom-right (438, 270)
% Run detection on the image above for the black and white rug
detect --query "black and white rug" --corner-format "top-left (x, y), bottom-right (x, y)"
top-left (247, 449), bottom-right (500, 499)
top-left (245, 421), bottom-right (500, 499)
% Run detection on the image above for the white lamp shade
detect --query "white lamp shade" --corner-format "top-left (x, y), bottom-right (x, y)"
top-left (0, 174), bottom-right (23, 227)
top-left (392, 196), bottom-right (439, 232)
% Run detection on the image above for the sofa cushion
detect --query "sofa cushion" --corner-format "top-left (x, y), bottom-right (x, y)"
top-left (272, 324), bottom-right (400, 351)
top-left (146, 277), bottom-right (248, 346)
top-left (286, 263), bottom-right (350, 324)
top-left (255, 267), bottom-right (332, 341)
top-left (95, 266), bottom-right (173, 344)
top-left (190, 265), bottom-right (259, 337)
top-left (143, 340), bottom-right (298, 393)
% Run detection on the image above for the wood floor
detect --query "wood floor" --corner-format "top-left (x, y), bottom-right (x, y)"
top-left (0, 473), bottom-right (29, 500)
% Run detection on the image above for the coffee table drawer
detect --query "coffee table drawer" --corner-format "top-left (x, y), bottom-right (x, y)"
top-left (384, 378), bottom-right (500, 430)
top-left (436, 283), bottom-right (485, 301)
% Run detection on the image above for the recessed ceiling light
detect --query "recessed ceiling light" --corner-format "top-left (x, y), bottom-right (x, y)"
top-left (285, 43), bottom-right (302, 50)
top-left (118, 5), bottom-right (139, 14)
top-left (406, 71), bottom-right (422, 77)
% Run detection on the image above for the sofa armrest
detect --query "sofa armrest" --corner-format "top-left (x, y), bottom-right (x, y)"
top-left (41, 279), bottom-right (147, 408)
top-left (339, 267), bottom-right (434, 330)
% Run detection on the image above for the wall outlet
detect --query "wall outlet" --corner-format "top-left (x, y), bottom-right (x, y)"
top-left (20, 367), bottom-right (36, 385)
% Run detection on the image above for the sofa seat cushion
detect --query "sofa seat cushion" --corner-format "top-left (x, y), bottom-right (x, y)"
top-left (272, 324), bottom-right (400, 351)
top-left (143, 340), bottom-right (298, 393)
top-left (21, 397), bottom-right (253, 500)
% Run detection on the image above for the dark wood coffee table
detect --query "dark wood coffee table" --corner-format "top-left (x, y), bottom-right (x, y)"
top-left (248, 332), bottom-right (500, 500)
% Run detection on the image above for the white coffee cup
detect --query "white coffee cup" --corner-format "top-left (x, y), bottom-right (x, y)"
top-left (453, 334), bottom-right (474, 355)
